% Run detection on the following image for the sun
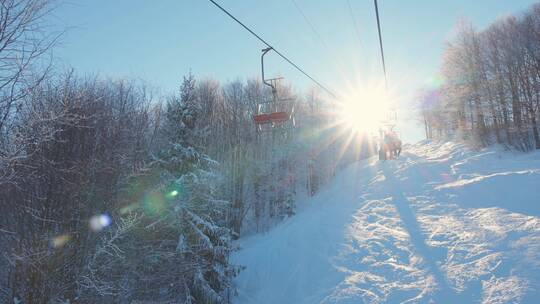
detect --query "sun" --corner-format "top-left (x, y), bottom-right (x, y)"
top-left (337, 84), bottom-right (393, 134)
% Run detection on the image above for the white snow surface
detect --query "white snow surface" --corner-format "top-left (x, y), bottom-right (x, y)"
top-left (233, 141), bottom-right (540, 303)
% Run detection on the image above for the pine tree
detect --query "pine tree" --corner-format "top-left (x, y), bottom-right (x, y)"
top-left (165, 72), bottom-right (207, 148)
top-left (82, 73), bottom-right (236, 303)
top-left (152, 72), bottom-right (234, 303)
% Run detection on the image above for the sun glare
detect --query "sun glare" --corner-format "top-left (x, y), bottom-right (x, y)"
top-left (337, 84), bottom-right (393, 134)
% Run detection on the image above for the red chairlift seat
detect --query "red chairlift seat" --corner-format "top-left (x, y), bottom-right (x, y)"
top-left (253, 111), bottom-right (290, 124)
top-left (269, 111), bottom-right (289, 123)
top-left (252, 48), bottom-right (295, 129)
top-left (253, 113), bottom-right (271, 124)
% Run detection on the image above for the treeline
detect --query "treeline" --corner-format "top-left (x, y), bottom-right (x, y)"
top-left (0, 71), bottom-right (240, 303)
top-left (0, 1), bottom-right (373, 303)
top-left (191, 77), bottom-right (354, 235)
top-left (163, 74), bottom-right (348, 236)
top-left (0, 59), bottom-right (347, 304)
top-left (419, 3), bottom-right (540, 150)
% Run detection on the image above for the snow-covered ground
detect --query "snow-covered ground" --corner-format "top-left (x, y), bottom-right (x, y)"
top-left (232, 141), bottom-right (540, 303)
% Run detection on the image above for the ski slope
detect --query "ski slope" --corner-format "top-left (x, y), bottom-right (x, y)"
top-left (233, 141), bottom-right (540, 303)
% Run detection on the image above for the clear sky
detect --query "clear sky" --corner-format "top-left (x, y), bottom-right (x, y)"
top-left (50, 0), bottom-right (539, 142)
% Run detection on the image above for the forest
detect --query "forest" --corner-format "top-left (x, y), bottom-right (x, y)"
top-left (0, 1), bottom-right (372, 303)
top-left (419, 3), bottom-right (540, 150)
top-left (3, 0), bottom-right (540, 303)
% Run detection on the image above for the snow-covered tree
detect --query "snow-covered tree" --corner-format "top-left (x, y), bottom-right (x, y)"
top-left (420, 3), bottom-right (540, 150)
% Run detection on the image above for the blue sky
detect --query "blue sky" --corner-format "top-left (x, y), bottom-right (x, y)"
top-left (51, 0), bottom-right (539, 142)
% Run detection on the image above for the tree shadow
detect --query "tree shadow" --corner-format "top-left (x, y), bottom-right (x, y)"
top-left (380, 165), bottom-right (478, 302)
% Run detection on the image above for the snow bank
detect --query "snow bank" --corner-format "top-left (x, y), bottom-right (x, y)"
top-left (233, 141), bottom-right (540, 303)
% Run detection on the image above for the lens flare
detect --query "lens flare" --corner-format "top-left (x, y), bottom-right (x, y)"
top-left (143, 192), bottom-right (166, 215)
top-left (51, 234), bottom-right (71, 248)
top-left (89, 214), bottom-right (112, 232)
top-left (166, 186), bottom-right (183, 200)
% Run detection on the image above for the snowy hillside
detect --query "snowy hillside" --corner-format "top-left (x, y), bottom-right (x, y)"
top-left (233, 141), bottom-right (540, 303)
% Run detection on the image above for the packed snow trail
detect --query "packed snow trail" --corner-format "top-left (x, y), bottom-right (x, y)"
top-left (233, 142), bottom-right (540, 303)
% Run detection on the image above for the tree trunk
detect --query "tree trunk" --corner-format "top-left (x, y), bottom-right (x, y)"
top-left (532, 114), bottom-right (540, 149)
top-left (509, 76), bottom-right (522, 129)
top-left (423, 114), bottom-right (430, 139)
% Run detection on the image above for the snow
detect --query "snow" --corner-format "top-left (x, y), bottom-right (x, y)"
top-left (232, 141), bottom-right (540, 303)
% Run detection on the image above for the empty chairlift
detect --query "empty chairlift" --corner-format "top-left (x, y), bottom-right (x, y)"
top-left (252, 47), bottom-right (295, 131)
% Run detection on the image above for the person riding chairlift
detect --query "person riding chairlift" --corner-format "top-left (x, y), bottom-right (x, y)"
top-left (379, 130), bottom-right (401, 161)
top-left (388, 131), bottom-right (402, 158)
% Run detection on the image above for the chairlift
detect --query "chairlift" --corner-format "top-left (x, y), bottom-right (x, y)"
top-left (377, 108), bottom-right (401, 160)
top-left (252, 47), bottom-right (295, 131)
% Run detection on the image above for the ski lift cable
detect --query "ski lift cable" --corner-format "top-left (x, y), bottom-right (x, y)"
top-left (373, 1), bottom-right (398, 132)
top-left (208, 0), bottom-right (337, 98)
top-left (346, 0), bottom-right (363, 50)
top-left (373, 0), bottom-right (388, 89)
top-left (290, 0), bottom-right (331, 52)
top-left (290, 0), bottom-right (350, 84)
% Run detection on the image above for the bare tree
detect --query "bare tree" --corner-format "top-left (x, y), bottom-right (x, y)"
top-left (0, 0), bottom-right (60, 187)
top-left (420, 3), bottom-right (540, 150)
